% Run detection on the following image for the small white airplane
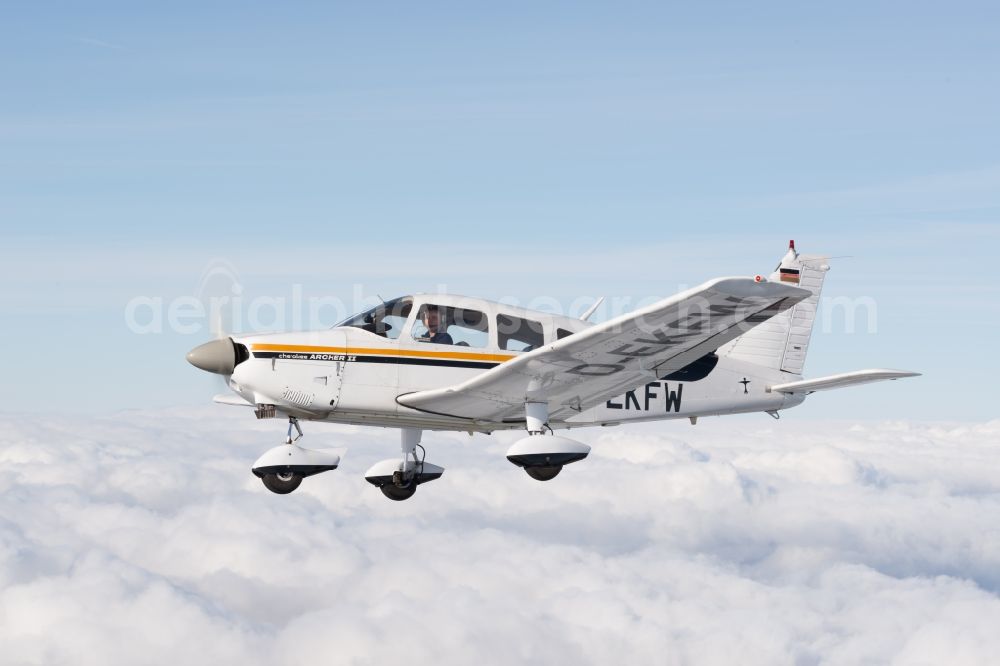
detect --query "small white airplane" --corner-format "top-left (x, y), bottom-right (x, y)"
top-left (187, 241), bottom-right (918, 501)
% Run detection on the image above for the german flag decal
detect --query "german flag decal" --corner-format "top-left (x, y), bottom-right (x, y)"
top-left (779, 268), bottom-right (801, 284)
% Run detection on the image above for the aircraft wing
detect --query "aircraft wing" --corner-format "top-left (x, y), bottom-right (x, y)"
top-left (213, 393), bottom-right (253, 406)
top-left (397, 277), bottom-right (811, 423)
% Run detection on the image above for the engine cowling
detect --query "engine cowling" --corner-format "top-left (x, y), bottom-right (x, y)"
top-left (506, 434), bottom-right (590, 481)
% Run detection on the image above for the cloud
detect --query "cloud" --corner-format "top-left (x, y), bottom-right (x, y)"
top-left (1, 410), bottom-right (999, 665)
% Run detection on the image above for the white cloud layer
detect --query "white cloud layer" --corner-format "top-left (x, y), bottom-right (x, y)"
top-left (1, 410), bottom-right (999, 665)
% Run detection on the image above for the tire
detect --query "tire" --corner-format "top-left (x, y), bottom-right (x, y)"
top-left (525, 465), bottom-right (562, 481)
top-left (380, 483), bottom-right (417, 501)
top-left (262, 472), bottom-right (303, 494)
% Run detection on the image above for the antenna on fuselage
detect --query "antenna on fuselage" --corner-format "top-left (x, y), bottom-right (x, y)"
top-left (580, 297), bottom-right (604, 322)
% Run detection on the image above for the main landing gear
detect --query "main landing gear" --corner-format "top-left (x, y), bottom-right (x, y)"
top-left (251, 405), bottom-right (587, 499)
top-left (364, 428), bottom-right (444, 501)
top-left (251, 417), bottom-right (342, 494)
top-left (506, 402), bottom-right (590, 481)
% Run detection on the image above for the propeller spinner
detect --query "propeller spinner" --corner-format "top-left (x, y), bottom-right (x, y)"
top-left (186, 338), bottom-right (239, 375)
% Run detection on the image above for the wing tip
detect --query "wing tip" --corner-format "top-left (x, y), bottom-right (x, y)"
top-left (708, 276), bottom-right (811, 301)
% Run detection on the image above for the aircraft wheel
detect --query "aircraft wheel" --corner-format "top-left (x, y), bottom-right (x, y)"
top-left (262, 471), bottom-right (303, 494)
top-left (524, 465), bottom-right (562, 481)
top-left (380, 483), bottom-right (417, 501)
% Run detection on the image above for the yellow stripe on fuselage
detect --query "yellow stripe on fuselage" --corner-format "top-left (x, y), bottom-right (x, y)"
top-left (250, 343), bottom-right (516, 363)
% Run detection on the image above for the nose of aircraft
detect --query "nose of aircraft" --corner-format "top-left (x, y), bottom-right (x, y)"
top-left (186, 338), bottom-right (236, 374)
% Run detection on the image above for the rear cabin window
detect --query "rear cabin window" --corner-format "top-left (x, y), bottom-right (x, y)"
top-left (497, 314), bottom-right (544, 352)
top-left (411, 305), bottom-right (489, 348)
top-left (556, 328), bottom-right (575, 340)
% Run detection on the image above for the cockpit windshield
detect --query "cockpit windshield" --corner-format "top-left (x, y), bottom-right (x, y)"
top-left (336, 296), bottom-right (413, 339)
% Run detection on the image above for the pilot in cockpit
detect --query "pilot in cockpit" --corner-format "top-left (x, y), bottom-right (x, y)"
top-left (416, 305), bottom-right (453, 345)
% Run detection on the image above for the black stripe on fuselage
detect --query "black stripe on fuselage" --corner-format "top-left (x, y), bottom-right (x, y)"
top-left (252, 351), bottom-right (500, 370)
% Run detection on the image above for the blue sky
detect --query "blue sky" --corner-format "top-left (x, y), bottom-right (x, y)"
top-left (1, 1), bottom-right (998, 418)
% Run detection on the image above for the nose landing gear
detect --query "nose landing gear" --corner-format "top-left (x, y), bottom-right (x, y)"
top-left (261, 470), bottom-right (302, 494)
top-left (252, 417), bottom-right (342, 494)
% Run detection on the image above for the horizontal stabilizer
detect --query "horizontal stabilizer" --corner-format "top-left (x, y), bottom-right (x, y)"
top-left (769, 369), bottom-right (920, 394)
top-left (213, 394), bottom-right (253, 407)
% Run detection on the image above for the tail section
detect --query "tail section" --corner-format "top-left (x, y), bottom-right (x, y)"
top-left (720, 240), bottom-right (830, 375)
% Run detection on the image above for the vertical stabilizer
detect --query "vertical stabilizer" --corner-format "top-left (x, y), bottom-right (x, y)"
top-left (720, 240), bottom-right (830, 375)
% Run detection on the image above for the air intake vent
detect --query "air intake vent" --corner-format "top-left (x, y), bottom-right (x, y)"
top-left (281, 388), bottom-right (315, 407)
top-left (234, 343), bottom-right (250, 367)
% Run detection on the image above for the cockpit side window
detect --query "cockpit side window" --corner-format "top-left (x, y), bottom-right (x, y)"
top-left (497, 314), bottom-right (544, 352)
top-left (338, 297), bottom-right (412, 340)
top-left (412, 304), bottom-right (489, 348)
